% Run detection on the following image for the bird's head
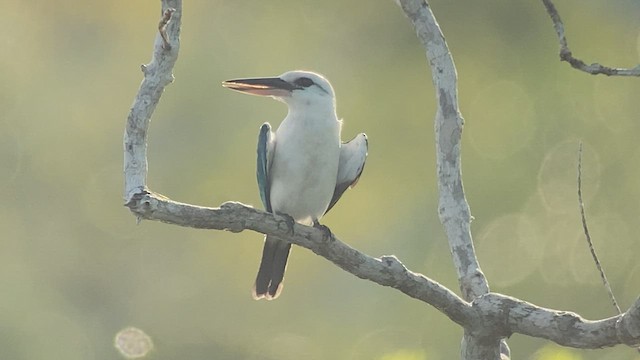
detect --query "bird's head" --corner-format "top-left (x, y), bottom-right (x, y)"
top-left (222, 70), bottom-right (335, 108)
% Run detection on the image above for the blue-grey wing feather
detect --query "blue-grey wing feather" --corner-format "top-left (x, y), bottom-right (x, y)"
top-left (257, 123), bottom-right (274, 213)
top-left (326, 133), bottom-right (368, 214)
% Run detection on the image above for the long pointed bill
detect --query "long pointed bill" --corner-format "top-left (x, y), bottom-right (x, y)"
top-left (222, 77), bottom-right (297, 97)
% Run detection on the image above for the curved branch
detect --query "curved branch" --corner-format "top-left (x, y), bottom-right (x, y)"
top-left (125, 192), bottom-right (640, 349)
top-left (396, 0), bottom-right (486, 303)
top-left (541, 0), bottom-right (640, 77)
top-left (124, 0), bottom-right (181, 203)
top-left (126, 192), bottom-right (471, 325)
top-left (395, 1), bottom-right (502, 358)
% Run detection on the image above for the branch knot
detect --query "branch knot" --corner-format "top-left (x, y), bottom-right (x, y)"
top-left (380, 255), bottom-right (405, 272)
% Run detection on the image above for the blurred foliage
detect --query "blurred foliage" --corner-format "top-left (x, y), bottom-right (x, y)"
top-left (1, 0), bottom-right (640, 359)
top-left (379, 349), bottom-right (428, 360)
top-left (532, 345), bottom-right (584, 360)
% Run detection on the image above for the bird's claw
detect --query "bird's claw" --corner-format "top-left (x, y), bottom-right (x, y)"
top-left (277, 213), bottom-right (296, 236)
top-left (313, 221), bottom-right (333, 241)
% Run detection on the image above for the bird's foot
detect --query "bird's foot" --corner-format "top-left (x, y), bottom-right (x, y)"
top-left (276, 212), bottom-right (296, 236)
top-left (313, 220), bottom-right (333, 241)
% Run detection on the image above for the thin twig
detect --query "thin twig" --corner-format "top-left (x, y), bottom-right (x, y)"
top-left (158, 8), bottom-right (176, 50)
top-left (577, 142), bottom-right (621, 315)
top-left (541, 0), bottom-right (640, 77)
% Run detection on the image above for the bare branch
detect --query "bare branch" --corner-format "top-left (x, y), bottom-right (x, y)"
top-left (126, 191), bottom-right (472, 325)
top-left (577, 142), bottom-right (621, 315)
top-left (541, 0), bottom-right (640, 77)
top-left (395, 0), bottom-right (502, 358)
top-left (476, 293), bottom-right (640, 348)
top-left (125, 191), bottom-right (640, 349)
top-left (124, 0), bottom-right (181, 204)
top-left (396, 0), bottom-right (485, 307)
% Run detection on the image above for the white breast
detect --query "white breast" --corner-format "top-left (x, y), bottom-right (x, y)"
top-left (269, 111), bottom-right (341, 225)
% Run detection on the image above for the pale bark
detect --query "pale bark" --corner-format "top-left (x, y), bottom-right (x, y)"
top-left (541, 0), bottom-right (640, 77)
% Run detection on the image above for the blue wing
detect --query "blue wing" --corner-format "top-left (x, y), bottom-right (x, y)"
top-left (255, 123), bottom-right (289, 300)
top-left (326, 133), bottom-right (368, 214)
top-left (257, 123), bottom-right (275, 213)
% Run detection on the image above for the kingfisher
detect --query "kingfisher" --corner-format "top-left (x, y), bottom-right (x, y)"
top-left (223, 70), bottom-right (368, 300)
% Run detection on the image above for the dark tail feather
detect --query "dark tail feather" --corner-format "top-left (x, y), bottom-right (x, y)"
top-left (253, 236), bottom-right (277, 297)
top-left (252, 235), bottom-right (291, 300)
top-left (268, 241), bottom-right (291, 297)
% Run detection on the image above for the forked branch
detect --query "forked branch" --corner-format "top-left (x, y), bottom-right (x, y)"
top-left (541, 0), bottom-right (640, 76)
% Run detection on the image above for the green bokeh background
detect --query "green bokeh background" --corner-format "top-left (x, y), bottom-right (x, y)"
top-left (2, 0), bottom-right (640, 359)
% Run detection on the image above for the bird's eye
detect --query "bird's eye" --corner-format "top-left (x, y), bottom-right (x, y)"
top-left (294, 77), bottom-right (314, 88)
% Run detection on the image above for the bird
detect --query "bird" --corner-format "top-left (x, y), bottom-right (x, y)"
top-left (222, 70), bottom-right (368, 300)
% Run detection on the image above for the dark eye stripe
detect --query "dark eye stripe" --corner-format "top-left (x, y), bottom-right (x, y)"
top-left (294, 77), bottom-right (314, 88)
